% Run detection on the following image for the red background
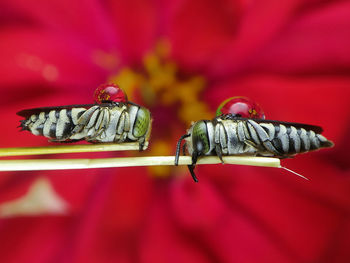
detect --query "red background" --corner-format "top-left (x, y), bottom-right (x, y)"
top-left (0, 0), bottom-right (350, 262)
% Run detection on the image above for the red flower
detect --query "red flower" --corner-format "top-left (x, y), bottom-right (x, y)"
top-left (0, 0), bottom-right (350, 262)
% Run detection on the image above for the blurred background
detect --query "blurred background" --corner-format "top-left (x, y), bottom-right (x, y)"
top-left (0, 0), bottom-right (350, 262)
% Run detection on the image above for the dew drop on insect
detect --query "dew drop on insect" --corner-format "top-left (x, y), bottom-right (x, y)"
top-left (216, 96), bottom-right (265, 119)
top-left (94, 83), bottom-right (128, 104)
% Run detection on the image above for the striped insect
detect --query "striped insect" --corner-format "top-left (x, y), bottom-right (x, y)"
top-left (17, 84), bottom-right (152, 150)
top-left (175, 98), bottom-right (334, 182)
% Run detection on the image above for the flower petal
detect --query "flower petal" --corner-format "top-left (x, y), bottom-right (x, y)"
top-left (0, 0), bottom-right (119, 49)
top-left (168, 0), bottom-right (241, 73)
top-left (105, 0), bottom-right (158, 63)
top-left (0, 216), bottom-right (72, 263)
top-left (168, 0), bottom-right (302, 75)
top-left (139, 197), bottom-right (212, 263)
top-left (0, 28), bottom-right (112, 89)
top-left (209, 1), bottom-right (350, 77)
top-left (250, 1), bottom-right (350, 74)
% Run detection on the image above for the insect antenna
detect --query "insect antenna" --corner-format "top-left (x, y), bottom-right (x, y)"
top-left (175, 134), bottom-right (190, 166)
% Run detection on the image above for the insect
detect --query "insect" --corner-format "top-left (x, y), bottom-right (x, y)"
top-left (17, 84), bottom-right (152, 150)
top-left (175, 97), bottom-right (334, 182)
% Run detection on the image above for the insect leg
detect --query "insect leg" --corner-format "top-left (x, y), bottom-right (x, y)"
top-left (242, 139), bottom-right (262, 153)
top-left (247, 120), bottom-right (280, 156)
top-left (215, 144), bottom-right (224, 164)
top-left (119, 111), bottom-right (129, 142)
top-left (213, 122), bottom-right (224, 163)
top-left (104, 108), bottom-right (120, 142)
top-left (123, 110), bottom-right (130, 132)
top-left (89, 108), bottom-right (110, 141)
top-left (138, 137), bottom-right (145, 151)
top-left (115, 111), bottom-right (126, 143)
top-left (85, 108), bottom-right (100, 129)
top-left (71, 106), bottom-right (99, 134)
top-left (214, 122), bottom-right (228, 160)
top-left (117, 111), bottom-right (126, 137)
top-left (94, 108), bottom-right (105, 133)
top-left (97, 108), bottom-right (110, 139)
top-left (112, 110), bottom-right (129, 144)
top-left (235, 121), bottom-right (257, 154)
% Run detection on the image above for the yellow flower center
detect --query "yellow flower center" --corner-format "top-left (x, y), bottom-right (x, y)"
top-left (108, 40), bottom-right (213, 177)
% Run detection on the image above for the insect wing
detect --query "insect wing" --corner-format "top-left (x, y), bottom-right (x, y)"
top-left (254, 119), bottom-right (323, 134)
top-left (228, 117), bottom-right (324, 134)
top-left (16, 104), bottom-right (97, 118)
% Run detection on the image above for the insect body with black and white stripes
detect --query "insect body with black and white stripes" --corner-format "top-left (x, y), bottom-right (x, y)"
top-left (175, 97), bottom-right (334, 182)
top-left (17, 84), bottom-right (152, 150)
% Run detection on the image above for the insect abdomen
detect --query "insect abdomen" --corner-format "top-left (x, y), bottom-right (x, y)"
top-left (215, 119), bottom-right (333, 157)
top-left (20, 108), bottom-right (86, 140)
top-left (245, 120), bottom-right (333, 156)
top-left (20, 106), bottom-right (128, 142)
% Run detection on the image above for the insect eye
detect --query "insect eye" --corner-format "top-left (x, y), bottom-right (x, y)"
top-left (196, 141), bottom-right (203, 152)
top-left (94, 83), bottom-right (128, 104)
top-left (192, 121), bottom-right (210, 154)
top-left (216, 96), bottom-right (265, 119)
